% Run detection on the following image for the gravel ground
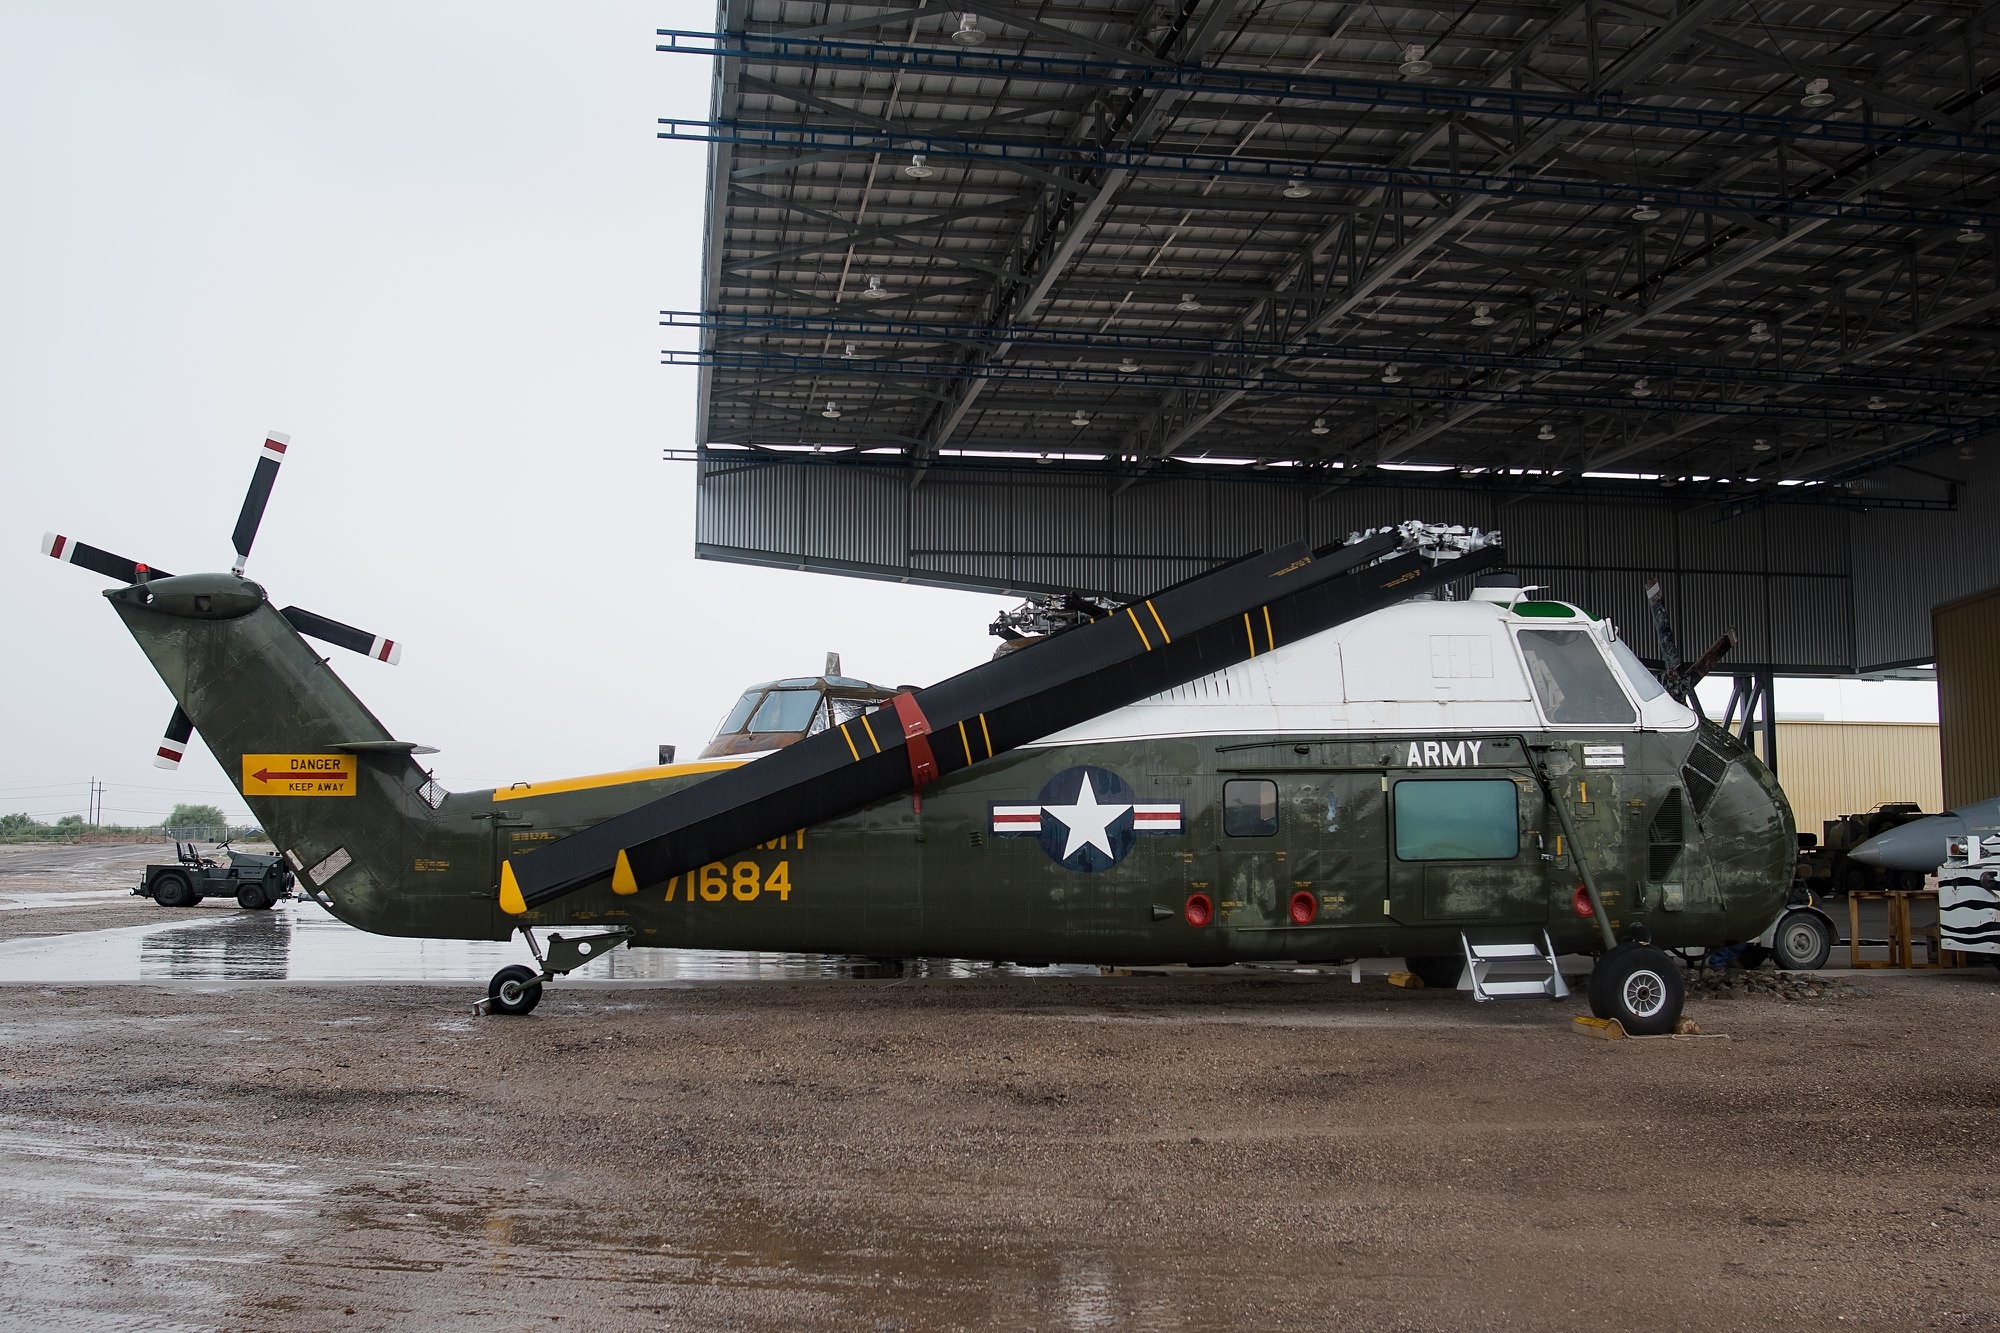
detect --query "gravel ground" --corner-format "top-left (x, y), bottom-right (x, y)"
top-left (1, 850), bottom-right (1997, 1330)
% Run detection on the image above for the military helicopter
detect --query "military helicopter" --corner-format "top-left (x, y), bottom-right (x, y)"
top-left (43, 434), bottom-right (1796, 1035)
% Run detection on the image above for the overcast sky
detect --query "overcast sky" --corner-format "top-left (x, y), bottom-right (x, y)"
top-left (2, 4), bottom-right (1937, 828)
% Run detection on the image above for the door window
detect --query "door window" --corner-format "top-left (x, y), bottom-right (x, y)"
top-left (1393, 779), bottom-right (1519, 861)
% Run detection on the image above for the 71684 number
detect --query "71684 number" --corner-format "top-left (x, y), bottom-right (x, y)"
top-left (664, 860), bottom-right (792, 903)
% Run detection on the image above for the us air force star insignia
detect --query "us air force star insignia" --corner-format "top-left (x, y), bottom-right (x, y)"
top-left (988, 765), bottom-right (1184, 872)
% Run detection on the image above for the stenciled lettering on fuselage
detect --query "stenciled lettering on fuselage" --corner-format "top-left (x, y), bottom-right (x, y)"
top-left (989, 765), bottom-right (1183, 873)
top-left (1402, 738), bottom-right (1487, 768)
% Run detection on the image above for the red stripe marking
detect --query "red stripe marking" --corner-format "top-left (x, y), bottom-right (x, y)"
top-left (993, 815), bottom-right (1040, 826)
top-left (375, 640), bottom-right (395, 661)
top-left (50, 535), bottom-right (67, 559)
top-left (265, 438), bottom-right (287, 454)
top-left (156, 745), bottom-right (182, 760)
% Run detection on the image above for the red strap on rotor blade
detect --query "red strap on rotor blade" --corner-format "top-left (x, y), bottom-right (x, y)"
top-left (888, 691), bottom-right (940, 788)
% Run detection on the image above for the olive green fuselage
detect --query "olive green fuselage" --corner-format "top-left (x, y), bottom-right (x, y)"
top-left (108, 573), bottom-right (1793, 963)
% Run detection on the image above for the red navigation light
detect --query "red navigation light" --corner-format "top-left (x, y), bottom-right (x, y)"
top-left (1573, 884), bottom-right (1594, 917)
top-left (1184, 892), bottom-right (1213, 928)
top-left (1289, 890), bottom-right (1318, 925)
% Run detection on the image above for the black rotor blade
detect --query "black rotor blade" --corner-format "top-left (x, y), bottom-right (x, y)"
top-left (1644, 576), bottom-right (1681, 672)
top-left (280, 607), bottom-right (403, 665)
top-left (155, 706), bottom-right (194, 770)
top-left (1682, 630), bottom-right (1738, 691)
top-left (41, 533), bottom-right (170, 585)
top-left (231, 433), bottom-right (289, 573)
top-left (507, 534), bottom-right (1502, 913)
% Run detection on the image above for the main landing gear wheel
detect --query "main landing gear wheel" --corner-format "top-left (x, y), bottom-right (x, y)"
top-left (1403, 955), bottom-right (1463, 989)
top-left (1589, 944), bottom-right (1684, 1036)
top-left (153, 871), bottom-right (194, 908)
top-left (486, 964), bottom-right (543, 1017)
top-left (236, 885), bottom-right (270, 910)
top-left (1771, 910), bottom-right (1833, 971)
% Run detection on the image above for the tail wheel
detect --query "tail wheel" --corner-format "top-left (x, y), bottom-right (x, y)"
top-left (152, 871), bottom-right (194, 908)
top-left (486, 964), bottom-right (543, 1017)
top-left (1589, 945), bottom-right (1685, 1036)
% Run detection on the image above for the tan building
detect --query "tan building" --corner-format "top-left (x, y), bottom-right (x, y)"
top-left (1774, 721), bottom-right (1942, 841)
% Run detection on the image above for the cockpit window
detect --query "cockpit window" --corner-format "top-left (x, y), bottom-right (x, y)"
top-left (1606, 636), bottom-right (1668, 702)
top-left (1517, 629), bottom-right (1639, 725)
top-left (747, 688), bottom-right (821, 733)
top-left (716, 691), bottom-right (759, 737)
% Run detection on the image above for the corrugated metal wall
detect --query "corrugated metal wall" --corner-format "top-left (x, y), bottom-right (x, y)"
top-left (693, 455), bottom-right (1983, 673)
top-left (1851, 455), bottom-right (2000, 670)
top-left (1934, 588), bottom-right (2000, 808)
top-left (1775, 721), bottom-right (1942, 836)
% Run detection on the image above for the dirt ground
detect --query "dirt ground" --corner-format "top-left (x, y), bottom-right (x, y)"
top-left (0, 843), bottom-right (246, 940)
top-left (2, 849), bottom-right (1997, 1331)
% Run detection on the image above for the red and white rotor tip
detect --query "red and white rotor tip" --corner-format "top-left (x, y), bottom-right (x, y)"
top-left (371, 636), bottom-right (402, 666)
top-left (261, 431), bottom-right (290, 463)
top-left (154, 740), bottom-right (186, 770)
top-left (42, 532), bottom-right (73, 562)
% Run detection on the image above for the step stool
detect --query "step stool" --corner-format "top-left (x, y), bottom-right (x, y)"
top-left (1458, 931), bottom-right (1571, 1002)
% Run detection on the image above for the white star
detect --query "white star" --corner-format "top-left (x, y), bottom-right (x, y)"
top-left (1042, 772), bottom-right (1133, 862)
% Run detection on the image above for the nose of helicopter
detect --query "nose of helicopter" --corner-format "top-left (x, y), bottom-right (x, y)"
top-left (1848, 814), bottom-right (1961, 872)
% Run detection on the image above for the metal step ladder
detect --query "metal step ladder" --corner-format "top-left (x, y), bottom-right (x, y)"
top-left (1457, 931), bottom-right (1571, 1002)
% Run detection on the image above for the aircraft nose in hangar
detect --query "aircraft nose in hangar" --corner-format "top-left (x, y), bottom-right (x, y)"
top-left (1849, 815), bottom-right (1961, 871)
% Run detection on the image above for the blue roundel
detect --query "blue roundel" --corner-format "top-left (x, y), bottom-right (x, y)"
top-left (1035, 765), bottom-right (1138, 873)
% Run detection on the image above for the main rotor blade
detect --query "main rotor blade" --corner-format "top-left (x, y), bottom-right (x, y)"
top-left (230, 432), bottom-right (289, 575)
top-left (504, 534), bottom-right (1502, 914)
top-left (1681, 630), bottom-right (1738, 690)
top-left (41, 533), bottom-right (171, 585)
top-left (280, 606), bottom-right (403, 665)
top-left (1644, 576), bottom-right (1681, 672)
top-left (155, 706), bottom-right (194, 770)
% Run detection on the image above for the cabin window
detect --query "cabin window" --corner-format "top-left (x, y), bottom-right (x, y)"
top-left (747, 688), bottom-right (820, 733)
top-left (1516, 630), bottom-right (1639, 725)
top-left (1393, 779), bottom-right (1519, 861)
top-left (828, 697), bottom-right (874, 727)
top-left (1223, 779), bottom-right (1279, 837)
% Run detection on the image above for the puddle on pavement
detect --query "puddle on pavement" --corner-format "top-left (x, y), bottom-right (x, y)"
top-left (0, 900), bottom-right (1098, 985)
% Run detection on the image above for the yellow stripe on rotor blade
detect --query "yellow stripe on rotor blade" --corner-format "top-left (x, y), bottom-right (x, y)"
top-left (612, 849), bottom-right (638, 897)
top-left (1243, 613), bottom-right (1258, 657)
top-left (860, 713), bottom-right (882, 754)
top-left (1146, 599), bottom-right (1171, 644)
top-left (978, 713), bottom-right (993, 758)
top-left (1262, 605), bottom-right (1275, 652)
top-left (839, 723), bottom-right (861, 762)
top-left (957, 719), bottom-right (972, 766)
top-left (499, 862), bottom-right (527, 917)
top-left (1124, 606), bottom-right (1152, 651)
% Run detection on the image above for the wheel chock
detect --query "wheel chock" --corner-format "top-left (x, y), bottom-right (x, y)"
top-left (1573, 1016), bottom-right (1626, 1039)
top-left (1386, 971), bottom-right (1424, 989)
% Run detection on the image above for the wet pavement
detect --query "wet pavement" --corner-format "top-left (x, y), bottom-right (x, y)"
top-left (0, 898), bottom-right (1099, 986)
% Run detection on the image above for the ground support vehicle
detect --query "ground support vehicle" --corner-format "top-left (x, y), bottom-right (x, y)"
top-left (1796, 804), bottom-right (1931, 895)
top-left (134, 842), bottom-right (294, 910)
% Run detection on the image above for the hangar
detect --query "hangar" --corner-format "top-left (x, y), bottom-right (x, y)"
top-left (665, 0), bottom-right (2000, 763)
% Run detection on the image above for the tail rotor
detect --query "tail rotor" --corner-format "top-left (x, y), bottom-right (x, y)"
top-left (42, 430), bottom-right (404, 772)
top-left (1644, 575), bottom-right (1737, 708)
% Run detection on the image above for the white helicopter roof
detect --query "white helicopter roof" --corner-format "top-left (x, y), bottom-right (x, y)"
top-left (1030, 591), bottom-right (1697, 747)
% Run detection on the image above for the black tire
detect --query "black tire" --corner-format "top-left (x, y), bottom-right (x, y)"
top-left (152, 871), bottom-right (194, 908)
top-left (486, 964), bottom-right (543, 1017)
top-left (1587, 941), bottom-right (1644, 1014)
top-left (1736, 945), bottom-right (1771, 970)
top-left (1771, 909), bottom-right (1833, 971)
top-left (1403, 955), bottom-right (1463, 989)
top-left (1589, 945), bottom-right (1685, 1036)
top-left (236, 884), bottom-right (270, 910)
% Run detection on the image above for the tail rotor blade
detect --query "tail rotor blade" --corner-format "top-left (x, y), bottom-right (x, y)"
top-left (231, 432), bottom-right (289, 574)
top-left (155, 706), bottom-right (194, 770)
top-left (41, 533), bottom-right (169, 585)
top-left (1682, 630), bottom-right (1738, 691)
top-left (280, 606), bottom-right (403, 665)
